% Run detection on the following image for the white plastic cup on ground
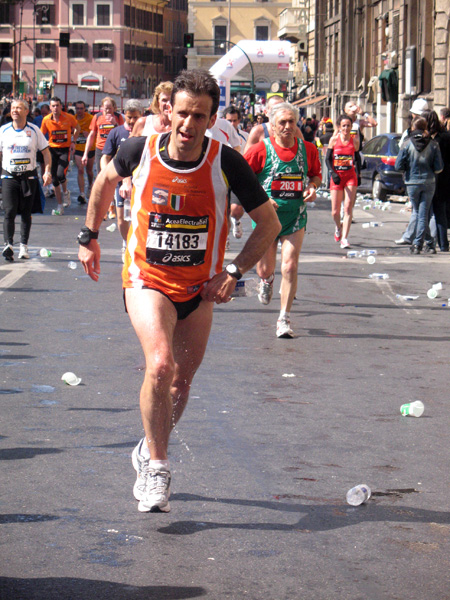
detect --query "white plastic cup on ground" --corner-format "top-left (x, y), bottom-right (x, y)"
top-left (346, 484), bottom-right (371, 506)
top-left (400, 400), bottom-right (424, 417)
top-left (369, 273), bottom-right (389, 280)
top-left (427, 288), bottom-right (438, 299)
top-left (432, 282), bottom-right (443, 291)
top-left (61, 372), bottom-right (82, 386)
top-left (68, 261), bottom-right (77, 270)
top-left (40, 248), bottom-right (52, 258)
top-left (367, 255), bottom-right (376, 265)
top-left (106, 223), bottom-right (117, 232)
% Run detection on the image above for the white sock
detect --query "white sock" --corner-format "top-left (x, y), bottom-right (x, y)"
top-left (279, 310), bottom-right (289, 320)
top-left (263, 273), bottom-right (274, 284)
top-left (149, 459), bottom-right (170, 471)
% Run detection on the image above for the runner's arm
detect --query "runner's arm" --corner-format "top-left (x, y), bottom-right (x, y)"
top-left (78, 161), bottom-right (123, 281)
top-left (41, 147), bottom-right (52, 186)
top-left (130, 116), bottom-right (146, 138)
top-left (201, 200), bottom-right (280, 303)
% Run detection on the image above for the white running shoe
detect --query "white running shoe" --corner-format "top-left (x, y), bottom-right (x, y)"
top-left (340, 238), bottom-right (350, 249)
top-left (277, 316), bottom-right (294, 338)
top-left (63, 190), bottom-right (71, 208)
top-left (131, 439), bottom-right (171, 513)
top-left (231, 218), bottom-right (243, 239)
top-left (138, 468), bottom-right (171, 513)
top-left (258, 279), bottom-right (273, 305)
top-left (18, 244), bottom-right (29, 259)
top-left (131, 439), bottom-right (150, 502)
top-left (52, 205), bottom-right (64, 216)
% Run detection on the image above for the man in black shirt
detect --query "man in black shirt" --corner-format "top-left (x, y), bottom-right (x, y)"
top-left (78, 69), bottom-right (280, 514)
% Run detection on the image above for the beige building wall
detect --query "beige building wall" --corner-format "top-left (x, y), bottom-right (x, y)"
top-left (188, 0), bottom-right (291, 96)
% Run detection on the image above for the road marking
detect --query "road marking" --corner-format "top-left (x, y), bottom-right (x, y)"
top-left (0, 260), bottom-right (57, 296)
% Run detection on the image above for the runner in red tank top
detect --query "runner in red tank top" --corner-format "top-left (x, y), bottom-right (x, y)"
top-left (326, 114), bottom-right (360, 249)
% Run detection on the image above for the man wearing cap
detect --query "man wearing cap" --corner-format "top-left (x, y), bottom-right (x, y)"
top-left (395, 98), bottom-right (429, 246)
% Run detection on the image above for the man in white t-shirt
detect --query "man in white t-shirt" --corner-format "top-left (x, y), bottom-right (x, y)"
top-left (0, 99), bottom-right (51, 261)
top-left (205, 116), bottom-right (241, 151)
top-left (223, 105), bottom-right (249, 238)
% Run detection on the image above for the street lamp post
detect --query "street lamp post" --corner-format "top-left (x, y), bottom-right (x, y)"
top-left (219, 40), bottom-right (255, 115)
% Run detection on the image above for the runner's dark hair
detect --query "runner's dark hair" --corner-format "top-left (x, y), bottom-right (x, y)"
top-left (171, 69), bottom-right (220, 117)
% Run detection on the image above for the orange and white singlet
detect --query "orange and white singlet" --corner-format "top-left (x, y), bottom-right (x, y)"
top-left (122, 134), bottom-right (229, 302)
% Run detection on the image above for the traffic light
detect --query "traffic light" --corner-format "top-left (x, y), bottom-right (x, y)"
top-left (184, 33), bottom-right (194, 49)
top-left (249, 92), bottom-right (255, 106)
top-left (42, 81), bottom-right (48, 91)
top-left (59, 32), bottom-right (70, 48)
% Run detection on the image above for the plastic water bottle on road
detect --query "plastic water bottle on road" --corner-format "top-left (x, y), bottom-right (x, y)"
top-left (346, 484), bottom-right (371, 506)
top-left (231, 278), bottom-right (260, 298)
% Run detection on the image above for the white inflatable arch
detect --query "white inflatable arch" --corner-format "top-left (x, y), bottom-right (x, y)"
top-left (209, 40), bottom-right (291, 109)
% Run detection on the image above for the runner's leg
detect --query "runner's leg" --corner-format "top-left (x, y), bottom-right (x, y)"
top-left (125, 288), bottom-right (178, 461)
top-left (279, 228), bottom-right (305, 313)
top-left (171, 300), bottom-right (214, 427)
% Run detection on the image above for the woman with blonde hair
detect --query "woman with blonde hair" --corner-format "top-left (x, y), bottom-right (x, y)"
top-left (132, 81), bottom-right (173, 137)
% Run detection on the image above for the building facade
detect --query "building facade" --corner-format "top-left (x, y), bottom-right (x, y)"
top-left (187, 0), bottom-right (292, 98)
top-left (284, 0), bottom-right (450, 134)
top-left (0, 0), bottom-right (187, 101)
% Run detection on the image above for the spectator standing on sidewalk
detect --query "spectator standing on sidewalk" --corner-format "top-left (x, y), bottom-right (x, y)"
top-left (395, 98), bottom-right (430, 246)
top-left (395, 116), bottom-right (443, 254)
top-left (1, 99), bottom-right (52, 261)
top-left (422, 110), bottom-right (450, 252)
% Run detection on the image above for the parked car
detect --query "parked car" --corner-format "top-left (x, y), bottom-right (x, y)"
top-left (359, 133), bottom-right (406, 201)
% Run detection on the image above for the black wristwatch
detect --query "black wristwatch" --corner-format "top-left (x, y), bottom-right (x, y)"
top-left (77, 226), bottom-right (99, 246)
top-left (225, 263), bottom-right (243, 280)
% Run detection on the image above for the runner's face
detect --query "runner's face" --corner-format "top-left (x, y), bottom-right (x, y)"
top-left (273, 110), bottom-right (296, 144)
top-left (170, 91), bottom-right (216, 157)
top-left (102, 101), bottom-right (114, 115)
top-left (225, 113), bottom-right (239, 130)
top-left (75, 104), bottom-right (86, 117)
top-left (50, 101), bottom-right (62, 118)
top-left (339, 118), bottom-right (352, 134)
top-left (124, 110), bottom-right (142, 128)
top-left (158, 93), bottom-right (171, 115)
top-left (11, 102), bottom-right (27, 124)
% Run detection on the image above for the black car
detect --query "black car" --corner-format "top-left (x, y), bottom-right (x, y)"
top-left (359, 133), bottom-right (406, 201)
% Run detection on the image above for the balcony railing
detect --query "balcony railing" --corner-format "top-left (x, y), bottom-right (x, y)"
top-left (195, 44), bottom-right (226, 56)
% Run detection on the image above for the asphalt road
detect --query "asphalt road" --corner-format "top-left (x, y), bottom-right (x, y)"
top-left (1, 168), bottom-right (450, 600)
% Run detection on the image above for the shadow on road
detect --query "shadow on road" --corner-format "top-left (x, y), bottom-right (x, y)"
top-left (0, 578), bottom-right (207, 600)
top-left (158, 493), bottom-right (450, 535)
